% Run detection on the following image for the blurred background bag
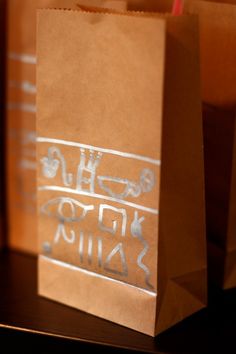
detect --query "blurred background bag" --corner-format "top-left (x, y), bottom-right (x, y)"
top-left (183, 0), bottom-right (236, 108)
top-left (37, 5), bottom-right (206, 336)
top-left (183, 0), bottom-right (236, 289)
top-left (6, 0), bottom-right (80, 254)
top-left (202, 103), bottom-right (236, 289)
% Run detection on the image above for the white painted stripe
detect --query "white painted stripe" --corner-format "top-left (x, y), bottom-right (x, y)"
top-left (37, 137), bottom-right (161, 166)
top-left (7, 102), bottom-right (36, 114)
top-left (38, 185), bottom-right (159, 215)
top-left (40, 255), bottom-right (157, 297)
top-left (8, 52), bottom-right (36, 64)
top-left (9, 80), bottom-right (36, 94)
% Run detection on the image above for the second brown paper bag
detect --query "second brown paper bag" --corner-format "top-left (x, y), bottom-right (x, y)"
top-left (37, 7), bottom-right (207, 336)
top-left (6, 0), bottom-right (90, 254)
top-left (183, 0), bottom-right (236, 289)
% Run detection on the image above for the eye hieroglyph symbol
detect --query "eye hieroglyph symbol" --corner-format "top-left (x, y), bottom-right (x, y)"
top-left (41, 197), bottom-right (94, 246)
top-left (41, 197), bottom-right (94, 223)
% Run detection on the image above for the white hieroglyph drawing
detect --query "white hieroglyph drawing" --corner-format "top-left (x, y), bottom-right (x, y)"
top-left (21, 130), bottom-right (36, 145)
top-left (8, 129), bottom-right (36, 146)
top-left (7, 102), bottom-right (36, 114)
top-left (97, 237), bottom-right (103, 268)
top-left (131, 211), bottom-right (153, 289)
top-left (54, 222), bottom-right (76, 244)
top-left (40, 147), bottom-right (73, 187)
top-left (98, 204), bottom-right (127, 237)
top-left (41, 197), bottom-right (94, 223)
top-left (104, 242), bottom-right (128, 277)
top-left (76, 148), bottom-right (102, 193)
top-left (9, 129), bottom-right (36, 162)
top-left (79, 231), bottom-right (84, 263)
top-left (37, 137), bottom-right (161, 166)
top-left (97, 168), bottom-right (155, 200)
top-left (78, 233), bottom-right (103, 267)
top-left (41, 197), bottom-right (94, 247)
top-left (8, 52), bottom-right (37, 64)
top-left (97, 176), bottom-right (141, 199)
top-left (38, 139), bottom-right (159, 287)
top-left (139, 168), bottom-right (155, 193)
top-left (42, 241), bottom-right (52, 254)
top-left (88, 234), bottom-right (93, 265)
top-left (8, 80), bottom-right (36, 94)
top-left (38, 139), bottom-right (160, 214)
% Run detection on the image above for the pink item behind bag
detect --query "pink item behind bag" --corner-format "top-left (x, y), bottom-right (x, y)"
top-left (172, 0), bottom-right (183, 15)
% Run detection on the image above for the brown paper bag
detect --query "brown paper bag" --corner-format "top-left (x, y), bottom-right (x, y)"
top-left (202, 103), bottom-right (236, 288)
top-left (6, 0), bottom-right (89, 254)
top-left (183, 0), bottom-right (236, 288)
top-left (37, 6), bottom-right (207, 336)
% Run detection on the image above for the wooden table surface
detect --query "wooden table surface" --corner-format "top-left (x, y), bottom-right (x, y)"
top-left (0, 250), bottom-right (236, 353)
